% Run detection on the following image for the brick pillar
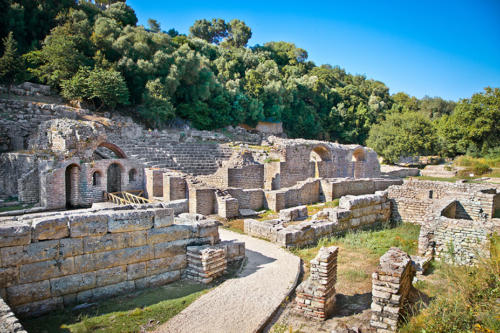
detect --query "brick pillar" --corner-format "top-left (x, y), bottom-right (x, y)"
top-left (370, 247), bottom-right (416, 332)
top-left (294, 246), bottom-right (338, 320)
top-left (69, 166), bottom-right (79, 207)
top-left (185, 245), bottom-right (227, 283)
top-left (163, 175), bottom-right (187, 201)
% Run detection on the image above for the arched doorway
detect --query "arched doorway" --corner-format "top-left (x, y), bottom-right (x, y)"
top-left (352, 148), bottom-right (366, 178)
top-left (65, 164), bottom-right (80, 208)
top-left (107, 163), bottom-right (122, 193)
top-left (310, 145), bottom-right (332, 178)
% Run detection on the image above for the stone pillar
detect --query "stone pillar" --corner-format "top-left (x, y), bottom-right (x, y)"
top-left (185, 245), bottom-right (227, 283)
top-left (370, 247), bottom-right (416, 332)
top-left (163, 175), bottom-right (186, 201)
top-left (145, 169), bottom-right (163, 199)
top-left (69, 166), bottom-right (79, 207)
top-left (294, 246), bottom-right (338, 320)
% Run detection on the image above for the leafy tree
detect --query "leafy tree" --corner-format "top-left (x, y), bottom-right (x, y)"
top-left (189, 19), bottom-right (228, 44)
top-left (138, 78), bottom-right (175, 128)
top-left (367, 112), bottom-right (439, 164)
top-left (147, 19), bottom-right (161, 33)
top-left (0, 32), bottom-right (25, 96)
top-left (224, 19), bottom-right (252, 48)
top-left (104, 2), bottom-right (137, 27)
top-left (437, 87), bottom-right (500, 156)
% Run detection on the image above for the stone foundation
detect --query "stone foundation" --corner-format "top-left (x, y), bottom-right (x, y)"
top-left (294, 246), bottom-right (338, 320)
top-left (0, 206), bottom-right (221, 317)
top-left (370, 248), bottom-right (416, 332)
top-left (186, 245), bottom-right (227, 283)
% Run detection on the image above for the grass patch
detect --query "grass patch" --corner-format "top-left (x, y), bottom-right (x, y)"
top-left (21, 280), bottom-right (211, 333)
top-left (221, 218), bottom-right (246, 234)
top-left (454, 155), bottom-right (500, 168)
top-left (0, 204), bottom-right (31, 212)
top-left (291, 223), bottom-right (420, 293)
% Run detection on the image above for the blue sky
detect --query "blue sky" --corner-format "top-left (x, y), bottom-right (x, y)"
top-left (127, 0), bottom-right (500, 101)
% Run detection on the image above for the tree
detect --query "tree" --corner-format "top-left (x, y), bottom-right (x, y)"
top-left (0, 32), bottom-right (25, 96)
top-left (366, 112), bottom-right (439, 164)
top-left (147, 19), bottom-right (161, 33)
top-left (225, 19), bottom-right (252, 48)
top-left (437, 87), bottom-right (500, 156)
top-left (189, 19), bottom-right (228, 44)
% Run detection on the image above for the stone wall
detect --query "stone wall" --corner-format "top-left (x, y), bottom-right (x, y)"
top-left (0, 153), bottom-right (37, 199)
top-left (388, 180), bottom-right (499, 224)
top-left (40, 158), bottom-right (144, 209)
top-left (188, 187), bottom-right (215, 216)
top-left (227, 188), bottom-right (265, 211)
top-left (145, 169), bottom-right (164, 199)
top-left (265, 178), bottom-right (321, 211)
top-left (163, 175), bottom-right (187, 202)
top-left (294, 246), bottom-right (338, 320)
top-left (18, 168), bottom-right (40, 204)
top-left (227, 164), bottom-right (264, 189)
top-left (320, 178), bottom-right (403, 202)
top-left (370, 247), bottom-right (416, 332)
top-left (418, 216), bottom-right (493, 265)
top-left (245, 191), bottom-right (391, 247)
top-left (0, 99), bottom-right (89, 153)
top-left (0, 206), bottom-right (220, 317)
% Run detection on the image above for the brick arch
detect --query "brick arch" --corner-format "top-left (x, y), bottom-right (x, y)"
top-left (310, 145), bottom-right (332, 162)
top-left (96, 142), bottom-right (127, 159)
top-left (352, 147), bottom-right (366, 162)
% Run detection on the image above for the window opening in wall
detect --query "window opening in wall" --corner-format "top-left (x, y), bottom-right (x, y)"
top-left (129, 169), bottom-right (137, 183)
top-left (429, 190), bottom-right (433, 199)
top-left (92, 171), bottom-right (101, 186)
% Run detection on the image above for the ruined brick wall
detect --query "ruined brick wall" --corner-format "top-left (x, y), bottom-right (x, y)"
top-left (40, 158), bottom-right (144, 209)
top-left (163, 175), bottom-right (187, 202)
top-left (18, 168), bottom-right (40, 205)
top-left (388, 180), bottom-right (498, 224)
top-left (418, 216), bottom-right (493, 265)
top-left (227, 164), bottom-right (264, 189)
top-left (188, 187), bottom-right (215, 215)
top-left (0, 206), bottom-right (219, 317)
top-left (227, 188), bottom-right (265, 211)
top-left (145, 169), bottom-right (164, 199)
top-left (320, 178), bottom-right (403, 201)
top-left (294, 246), bottom-right (338, 320)
top-left (265, 178), bottom-right (321, 211)
top-left (0, 100), bottom-right (89, 153)
top-left (0, 153), bottom-right (37, 199)
top-left (370, 247), bottom-right (416, 332)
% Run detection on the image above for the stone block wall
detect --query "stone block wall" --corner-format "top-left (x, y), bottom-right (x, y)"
top-left (418, 216), bottom-right (493, 265)
top-left (294, 246), bottom-right (338, 320)
top-left (185, 245), bottom-right (227, 283)
top-left (370, 247), bottom-right (416, 332)
top-left (0, 153), bottom-right (37, 199)
top-left (388, 180), bottom-right (499, 224)
top-left (245, 191), bottom-right (391, 247)
top-left (227, 188), bottom-right (265, 211)
top-left (0, 206), bottom-right (220, 317)
top-left (265, 179), bottom-right (321, 211)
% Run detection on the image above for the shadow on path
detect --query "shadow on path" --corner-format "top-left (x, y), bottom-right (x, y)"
top-left (238, 248), bottom-right (277, 277)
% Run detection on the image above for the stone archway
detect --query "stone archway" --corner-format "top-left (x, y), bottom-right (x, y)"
top-left (94, 142), bottom-right (127, 160)
top-left (65, 164), bottom-right (80, 208)
top-left (352, 148), bottom-right (366, 178)
top-left (107, 163), bottom-right (122, 193)
top-left (310, 145), bottom-right (332, 178)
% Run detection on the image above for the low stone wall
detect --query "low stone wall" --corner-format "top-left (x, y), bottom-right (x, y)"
top-left (320, 178), bottom-right (403, 201)
top-left (294, 246), bottom-right (337, 320)
top-left (418, 216), bottom-right (493, 265)
top-left (0, 206), bottom-right (220, 317)
top-left (245, 191), bottom-right (390, 247)
top-left (380, 165), bottom-right (420, 178)
top-left (0, 296), bottom-right (27, 333)
top-left (265, 178), bottom-right (321, 211)
top-left (370, 247), bottom-right (416, 332)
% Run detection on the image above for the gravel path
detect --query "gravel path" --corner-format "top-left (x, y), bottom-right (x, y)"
top-left (155, 229), bottom-right (301, 333)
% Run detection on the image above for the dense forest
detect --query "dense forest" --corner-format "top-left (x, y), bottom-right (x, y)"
top-left (0, 0), bottom-right (498, 162)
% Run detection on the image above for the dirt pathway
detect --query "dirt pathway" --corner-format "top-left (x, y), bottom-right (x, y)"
top-left (155, 229), bottom-right (301, 333)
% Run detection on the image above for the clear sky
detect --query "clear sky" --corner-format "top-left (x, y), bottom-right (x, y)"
top-left (127, 0), bottom-right (500, 101)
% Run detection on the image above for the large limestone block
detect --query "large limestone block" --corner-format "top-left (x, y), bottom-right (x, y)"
top-left (14, 296), bottom-right (63, 318)
top-left (279, 205), bottom-right (308, 222)
top-left (153, 239), bottom-right (190, 259)
top-left (50, 272), bottom-right (96, 296)
top-left (75, 246), bottom-right (153, 272)
top-left (151, 208), bottom-right (174, 228)
top-left (69, 214), bottom-right (108, 237)
top-left (108, 211), bottom-right (154, 233)
top-left (83, 231), bottom-right (146, 254)
top-left (147, 225), bottom-right (192, 244)
top-left (91, 281), bottom-right (135, 301)
top-left (19, 257), bottom-right (75, 284)
top-left (126, 262), bottom-right (147, 280)
top-left (0, 222), bottom-right (31, 247)
top-left (32, 216), bottom-right (69, 241)
top-left (7, 280), bottom-right (51, 306)
top-left (146, 254), bottom-right (186, 275)
top-left (134, 270), bottom-right (181, 289)
top-left (0, 266), bottom-right (19, 288)
top-left (95, 266), bottom-right (127, 287)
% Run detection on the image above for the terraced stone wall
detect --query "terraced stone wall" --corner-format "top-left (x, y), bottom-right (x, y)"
top-left (0, 206), bottom-right (219, 317)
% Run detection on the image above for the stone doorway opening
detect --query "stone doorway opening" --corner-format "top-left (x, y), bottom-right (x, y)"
top-left (65, 164), bottom-right (80, 208)
top-left (107, 163), bottom-right (122, 193)
top-left (310, 145), bottom-right (332, 178)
